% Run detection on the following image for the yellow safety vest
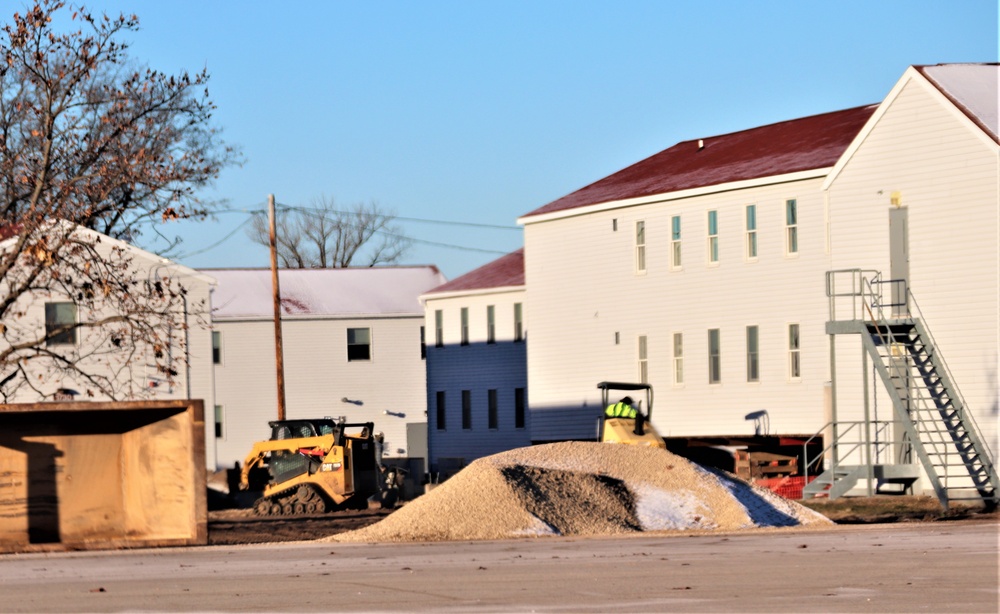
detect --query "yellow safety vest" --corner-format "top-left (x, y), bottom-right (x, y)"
top-left (605, 402), bottom-right (637, 418)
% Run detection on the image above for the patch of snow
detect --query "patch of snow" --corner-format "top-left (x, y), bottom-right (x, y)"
top-left (632, 484), bottom-right (717, 531)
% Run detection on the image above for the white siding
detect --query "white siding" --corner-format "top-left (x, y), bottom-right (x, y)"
top-left (424, 289), bottom-right (529, 471)
top-left (0, 230), bottom-right (217, 466)
top-left (524, 178), bottom-right (835, 441)
top-left (212, 315), bottom-right (427, 469)
top-left (827, 73), bottom-right (999, 454)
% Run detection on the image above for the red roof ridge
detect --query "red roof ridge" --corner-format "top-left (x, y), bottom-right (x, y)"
top-left (425, 248), bottom-right (524, 295)
top-left (522, 104), bottom-right (878, 219)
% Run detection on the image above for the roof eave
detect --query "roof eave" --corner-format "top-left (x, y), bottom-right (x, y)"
top-left (823, 66), bottom-right (1000, 192)
top-left (518, 167), bottom-right (832, 225)
top-left (420, 284), bottom-right (526, 304)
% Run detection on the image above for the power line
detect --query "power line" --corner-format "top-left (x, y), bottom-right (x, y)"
top-left (276, 202), bottom-right (520, 231)
top-left (174, 216), bottom-right (254, 259)
top-left (147, 200), bottom-right (521, 260)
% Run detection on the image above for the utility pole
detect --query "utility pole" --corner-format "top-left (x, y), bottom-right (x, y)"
top-left (268, 194), bottom-right (287, 420)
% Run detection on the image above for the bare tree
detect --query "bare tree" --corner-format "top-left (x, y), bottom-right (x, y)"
top-left (248, 196), bottom-right (410, 268)
top-left (0, 1), bottom-right (237, 400)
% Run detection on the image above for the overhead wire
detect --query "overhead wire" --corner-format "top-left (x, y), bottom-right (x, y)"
top-left (146, 199), bottom-right (522, 260)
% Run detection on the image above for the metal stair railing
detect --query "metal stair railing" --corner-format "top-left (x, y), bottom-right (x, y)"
top-left (803, 419), bottom-right (897, 498)
top-left (857, 274), bottom-right (997, 507)
top-left (905, 290), bottom-right (995, 469)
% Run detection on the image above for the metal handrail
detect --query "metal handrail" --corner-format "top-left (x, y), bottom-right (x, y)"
top-left (802, 419), bottom-right (898, 486)
top-left (906, 288), bottom-right (995, 466)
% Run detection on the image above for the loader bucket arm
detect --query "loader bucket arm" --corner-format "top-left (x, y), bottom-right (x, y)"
top-left (238, 433), bottom-right (336, 490)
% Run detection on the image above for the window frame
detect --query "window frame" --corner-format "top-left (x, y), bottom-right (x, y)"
top-left (745, 204), bottom-right (758, 261)
top-left (214, 405), bottom-right (225, 439)
top-left (514, 387), bottom-right (526, 429)
top-left (673, 332), bottom-right (684, 385)
top-left (486, 305), bottom-right (496, 344)
top-left (488, 389), bottom-right (498, 430)
top-left (637, 335), bottom-right (648, 383)
top-left (707, 210), bottom-right (719, 265)
top-left (45, 302), bottom-right (77, 346)
top-left (211, 330), bottom-right (223, 365)
top-left (788, 323), bottom-right (801, 380)
top-left (346, 327), bottom-right (372, 361)
top-left (746, 325), bottom-right (759, 382)
top-left (708, 328), bottom-right (721, 384)
top-left (434, 310), bottom-right (443, 347)
top-left (785, 199), bottom-right (799, 255)
top-left (671, 215), bottom-right (682, 269)
top-left (420, 325), bottom-right (426, 359)
top-left (460, 307), bottom-right (469, 346)
top-left (461, 389), bottom-right (472, 430)
top-left (513, 303), bottom-right (524, 342)
top-left (635, 220), bottom-right (646, 274)
top-left (436, 391), bottom-right (446, 430)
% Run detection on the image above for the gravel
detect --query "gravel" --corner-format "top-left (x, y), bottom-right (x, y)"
top-left (331, 442), bottom-right (832, 542)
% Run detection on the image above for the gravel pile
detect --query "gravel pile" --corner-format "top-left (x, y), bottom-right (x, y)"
top-left (332, 442), bottom-right (831, 542)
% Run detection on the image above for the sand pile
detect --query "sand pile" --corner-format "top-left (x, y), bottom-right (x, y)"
top-left (332, 442), bottom-right (831, 542)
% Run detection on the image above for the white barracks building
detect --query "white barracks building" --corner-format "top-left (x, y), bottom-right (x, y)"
top-left (439, 63), bottom-right (996, 503)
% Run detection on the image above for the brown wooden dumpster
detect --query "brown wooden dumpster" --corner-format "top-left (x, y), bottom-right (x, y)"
top-left (0, 399), bottom-right (206, 553)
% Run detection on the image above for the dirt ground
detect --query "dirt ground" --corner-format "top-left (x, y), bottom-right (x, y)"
top-left (207, 494), bottom-right (998, 545)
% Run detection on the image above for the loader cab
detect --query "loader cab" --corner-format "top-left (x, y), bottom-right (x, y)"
top-left (596, 381), bottom-right (665, 449)
top-left (268, 419), bottom-right (341, 441)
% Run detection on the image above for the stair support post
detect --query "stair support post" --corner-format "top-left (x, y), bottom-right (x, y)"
top-left (862, 346), bottom-right (874, 496)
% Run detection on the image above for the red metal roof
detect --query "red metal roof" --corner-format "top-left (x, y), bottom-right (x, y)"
top-left (522, 105), bottom-right (877, 219)
top-left (425, 248), bottom-right (524, 295)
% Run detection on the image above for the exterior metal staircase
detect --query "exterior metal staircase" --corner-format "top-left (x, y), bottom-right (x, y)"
top-left (815, 270), bottom-right (998, 509)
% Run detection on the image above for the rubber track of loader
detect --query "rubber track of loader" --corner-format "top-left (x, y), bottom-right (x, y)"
top-left (253, 483), bottom-right (329, 517)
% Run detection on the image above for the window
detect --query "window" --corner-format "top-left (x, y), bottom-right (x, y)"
top-left (211, 330), bottom-right (222, 364)
top-left (513, 303), bottom-right (523, 342)
top-left (45, 302), bottom-right (77, 346)
top-left (436, 391), bottom-right (446, 430)
top-left (347, 328), bottom-right (371, 361)
top-left (707, 210), bottom-right (719, 264)
top-left (460, 307), bottom-right (469, 346)
top-left (673, 332), bottom-right (684, 385)
top-left (514, 387), bottom-right (526, 429)
top-left (487, 305), bottom-right (496, 344)
top-left (488, 389), bottom-right (498, 430)
top-left (708, 328), bottom-right (721, 384)
top-left (785, 199), bottom-right (798, 254)
top-left (435, 310), bottom-right (443, 347)
top-left (745, 204), bottom-right (757, 260)
top-left (214, 405), bottom-right (225, 439)
top-left (612, 218), bottom-right (618, 232)
top-left (746, 325), bottom-right (759, 382)
top-left (671, 215), bottom-right (682, 268)
top-left (637, 335), bottom-right (648, 383)
top-left (789, 324), bottom-right (801, 379)
top-left (420, 326), bottom-right (426, 359)
top-left (462, 390), bottom-right (472, 430)
top-left (635, 221), bottom-right (646, 273)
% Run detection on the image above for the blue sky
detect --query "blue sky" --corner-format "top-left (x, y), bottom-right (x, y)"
top-left (64, 1), bottom-right (997, 279)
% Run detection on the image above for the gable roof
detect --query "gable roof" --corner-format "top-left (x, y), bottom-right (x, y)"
top-left (208, 266), bottom-right (446, 318)
top-left (520, 105), bottom-right (877, 221)
top-left (0, 220), bottom-right (213, 284)
top-left (423, 249), bottom-right (524, 297)
top-left (916, 63), bottom-right (998, 143)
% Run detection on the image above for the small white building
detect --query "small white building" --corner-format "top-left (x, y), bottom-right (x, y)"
top-left (421, 249), bottom-right (528, 475)
top-left (0, 223), bottom-right (218, 465)
top-left (208, 266), bottom-right (446, 471)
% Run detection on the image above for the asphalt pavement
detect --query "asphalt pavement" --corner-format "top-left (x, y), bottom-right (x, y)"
top-left (1, 521), bottom-right (996, 612)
